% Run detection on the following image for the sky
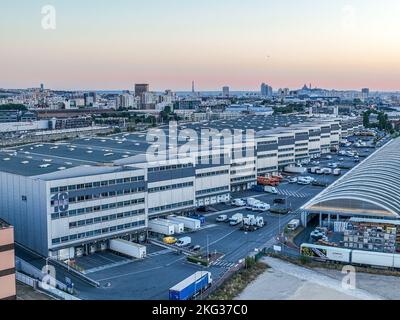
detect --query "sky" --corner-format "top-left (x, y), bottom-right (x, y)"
top-left (1, 0), bottom-right (400, 91)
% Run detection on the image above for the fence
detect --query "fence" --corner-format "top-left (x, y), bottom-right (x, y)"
top-left (201, 261), bottom-right (246, 299)
top-left (16, 271), bottom-right (80, 301)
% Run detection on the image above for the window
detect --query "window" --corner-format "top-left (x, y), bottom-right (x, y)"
top-left (22, 195), bottom-right (27, 201)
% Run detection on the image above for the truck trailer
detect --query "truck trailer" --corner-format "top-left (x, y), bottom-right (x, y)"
top-left (109, 239), bottom-right (147, 259)
top-left (148, 219), bottom-right (175, 236)
top-left (164, 219), bottom-right (185, 234)
top-left (169, 271), bottom-right (212, 301)
top-left (168, 215), bottom-right (201, 231)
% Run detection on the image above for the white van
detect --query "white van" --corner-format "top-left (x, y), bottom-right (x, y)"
top-left (176, 237), bottom-right (192, 247)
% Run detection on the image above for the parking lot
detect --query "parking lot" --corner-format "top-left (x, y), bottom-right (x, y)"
top-left (18, 133), bottom-right (389, 300)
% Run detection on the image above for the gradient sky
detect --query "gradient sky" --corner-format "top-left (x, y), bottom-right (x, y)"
top-left (1, 0), bottom-right (400, 91)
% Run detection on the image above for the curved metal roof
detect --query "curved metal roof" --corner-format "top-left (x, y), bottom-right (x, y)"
top-left (304, 138), bottom-right (400, 217)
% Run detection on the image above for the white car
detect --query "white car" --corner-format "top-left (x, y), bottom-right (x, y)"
top-left (231, 199), bottom-right (246, 207)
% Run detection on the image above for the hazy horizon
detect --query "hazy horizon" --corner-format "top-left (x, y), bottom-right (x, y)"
top-left (2, 0), bottom-right (400, 91)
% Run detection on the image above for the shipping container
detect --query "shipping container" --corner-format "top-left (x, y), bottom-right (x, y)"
top-left (168, 215), bottom-right (201, 231)
top-left (148, 219), bottom-right (175, 236)
top-left (351, 250), bottom-right (395, 268)
top-left (169, 272), bottom-right (212, 301)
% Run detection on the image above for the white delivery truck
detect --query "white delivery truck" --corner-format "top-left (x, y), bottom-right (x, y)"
top-left (176, 237), bottom-right (192, 247)
top-left (287, 219), bottom-right (300, 231)
top-left (246, 198), bottom-right (262, 210)
top-left (109, 239), bottom-right (147, 259)
top-left (333, 168), bottom-right (342, 176)
top-left (168, 215), bottom-right (201, 231)
top-left (230, 213), bottom-right (244, 226)
top-left (264, 186), bottom-right (278, 194)
top-left (164, 219), bottom-right (185, 234)
top-left (148, 219), bottom-right (175, 236)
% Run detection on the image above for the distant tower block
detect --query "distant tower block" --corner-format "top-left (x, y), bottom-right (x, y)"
top-left (192, 81), bottom-right (195, 93)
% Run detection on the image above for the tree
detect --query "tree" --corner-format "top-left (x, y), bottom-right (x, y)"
top-left (0, 103), bottom-right (27, 111)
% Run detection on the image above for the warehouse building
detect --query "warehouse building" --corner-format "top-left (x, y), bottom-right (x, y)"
top-left (302, 137), bottom-right (400, 227)
top-left (0, 115), bottom-right (362, 259)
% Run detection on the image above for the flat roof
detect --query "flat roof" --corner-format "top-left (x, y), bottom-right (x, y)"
top-left (0, 115), bottom-right (355, 178)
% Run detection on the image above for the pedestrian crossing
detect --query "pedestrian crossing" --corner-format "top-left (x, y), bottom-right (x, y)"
top-left (211, 260), bottom-right (237, 269)
top-left (276, 189), bottom-right (311, 198)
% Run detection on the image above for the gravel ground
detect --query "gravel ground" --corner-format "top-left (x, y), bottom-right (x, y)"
top-left (237, 257), bottom-right (388, 300)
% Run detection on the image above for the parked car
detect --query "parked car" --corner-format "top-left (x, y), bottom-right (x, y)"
top-left (192, 245), bottom-right (201, 252)
top-left (231, 199), bottom-right (246, 207)
top-left (163, 237), bottom-right (178, 245)
top-left (216, 215), bottom-right (228, 223)
top-left (274, 198), bottom-right (286, 205)
top-left (288, 177), bottom-right (298, 184)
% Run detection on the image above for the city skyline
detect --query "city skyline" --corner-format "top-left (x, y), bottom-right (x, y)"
top-left (2, 0), bottom-right (400, 91)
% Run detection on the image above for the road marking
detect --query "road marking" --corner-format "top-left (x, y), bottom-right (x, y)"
top-left (83, 259), bottom-right (133, 275)
top-left (95, 266), bottom-right (165, 282)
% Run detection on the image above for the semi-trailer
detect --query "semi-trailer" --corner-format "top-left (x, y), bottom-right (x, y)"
top-left (109, 239), bottom-right (147, 259)
top-left (169, 271), bottom-right (212, 301)
top-left (168, 215), bottom-right (201, 231)
top-left (148, 219), bottom-right (175, 236)
top-left (164, 219), bottom-right (185, 234)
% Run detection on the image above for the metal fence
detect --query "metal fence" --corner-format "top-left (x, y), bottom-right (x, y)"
top-left (16, 271), bottom-right (80, 301)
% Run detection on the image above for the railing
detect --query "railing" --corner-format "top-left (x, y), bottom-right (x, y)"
top-left (16, 271), bottom-right (80, 301)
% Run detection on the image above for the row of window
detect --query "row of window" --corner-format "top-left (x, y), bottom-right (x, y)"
top-left (148, 201), bottom-right (194, 214)
top-left (51, 220), bottom-right (146, 245)
top-left (278, 159), bottom-right (295, 165)
top-left (51, 198), bottom-right (145, 220)
top-left (258, 153), bottom-right (277, 159)
top-left (196, 170), bottom-right (229, 178)
top-left (148, 182), bottom-right (193, 193)
top-left (148, 163), bottom-right (193, 173)
top-left (309, 138), bottom-right (321, 142)
top-left (295, 148), bottom-right (308, 152)
top-left (196, 186), bottom-right (230, 196)
top-left (231, 175), bottom-right (256, 182)
top-left (258, 166), bottom-right (278, 173)
top-left (53, 187), bottom-right (146, 206)
top-left (50, 176), bottom-right (145, 194)
top-left (279, 147), bottom-right (295, 152)
top-left (278, 153), bottom-right (294, 159)
top-left (258, 140), bottom-right (277, 146)
top-left (231, 168), bottom-right (256, 175)
top-left (69, 209), bottom-right (145, 229)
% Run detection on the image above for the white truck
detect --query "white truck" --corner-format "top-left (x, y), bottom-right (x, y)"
top-left (252, 202), bottom-right (270, 212)
top-left (148, 219), bottom-right (175, 236)
top-left (109, 239), bottom-right (147, 259)
top-left (243, 215), bottom-right (265, 229)
top-left (168, 215), bottom-right (201, 231)
top-left (164, 219), bottom-right (185, 234)
top-left (333, 168), bottom-right (342, 176)
top-left (287, 219), bottom-right (300, 231)
top-left (264, 186), bottom-right (278, 194)
top-left (176, 237), bottom-right (192, 247)
top-left (230, 213), bottom-right (244, 226)
top-left (246, 198), bottom-right (262, 210)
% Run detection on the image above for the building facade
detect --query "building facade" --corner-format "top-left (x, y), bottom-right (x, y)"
top-left (0, 220), bottom-right (16, 300)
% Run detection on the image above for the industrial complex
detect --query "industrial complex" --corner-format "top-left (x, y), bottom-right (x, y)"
top-left (0, 115), bottom-right (362, 261)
